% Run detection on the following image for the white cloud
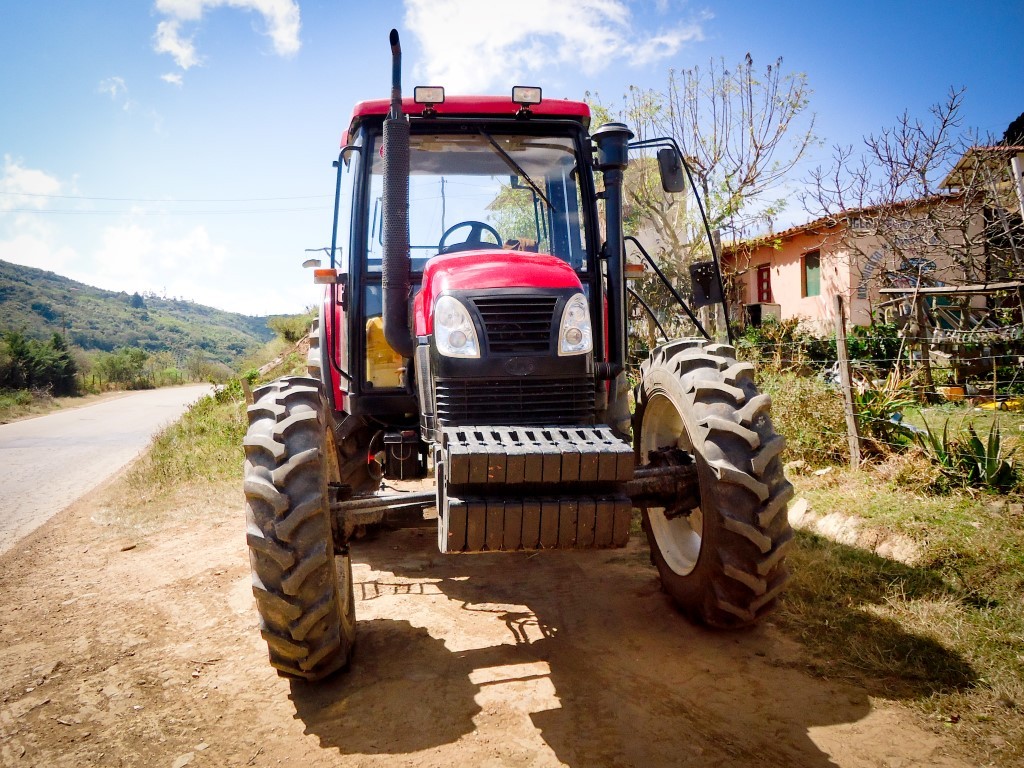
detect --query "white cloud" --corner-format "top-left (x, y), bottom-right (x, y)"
top-left (0, 158), bottom-right (295, 313)
top-left (161, 72), bottom-right (184, 86)
top-left (154, 19), bottom-right (201, 70)
top-left (152, 0), bottom-right (301, 76)
top-left (629, 25), bottom-right (702, 66)
top-left (0, 226), bottom-right (79, 274)
top-left (92, 223), bottom-right (228, 297)
top-left (403, 0), bottom-right (703, 93)
top-left (0, 156), bottom-right (62, 212)
top-left (98, 76), bottom-right (128, 100)
top-left (0, 159), bottom-right (76, 272)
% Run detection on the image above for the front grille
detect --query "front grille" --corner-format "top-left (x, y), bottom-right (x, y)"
top-left (471, 296), bottom-right (558, 353)
top-left (436, 377), bottom-right (595, 426)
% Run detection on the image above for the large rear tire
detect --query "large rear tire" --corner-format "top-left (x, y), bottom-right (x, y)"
top-left (243, 376), bottom-right (356, 680)
top-left (633, 340), bottom-right (794, 627)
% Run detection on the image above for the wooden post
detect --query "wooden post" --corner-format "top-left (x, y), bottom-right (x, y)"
top-left (916, 297), bottom-right (933, 403)
top-left (240, 377), bottom-right (254, 406)
top-left (993, 354), bottom-right (999, 404)
top-left (698, 305), bottom-right (712, 341)
top-left (834, 294), bottom-right (862, 467)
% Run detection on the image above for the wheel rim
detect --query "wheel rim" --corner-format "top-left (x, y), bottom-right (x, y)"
top-left (640, 393), bottom-right (702, 576)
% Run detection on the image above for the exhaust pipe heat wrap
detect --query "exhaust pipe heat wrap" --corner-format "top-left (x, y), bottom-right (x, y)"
top-left (381, 28), bottom-right (414, 359)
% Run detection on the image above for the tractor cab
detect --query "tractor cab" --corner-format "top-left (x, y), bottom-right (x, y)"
top-left (324, 91), bottom-right (607, 447)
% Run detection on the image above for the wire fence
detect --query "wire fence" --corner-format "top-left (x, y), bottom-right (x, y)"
top-left (734, 324), bottom-right (1024, 468)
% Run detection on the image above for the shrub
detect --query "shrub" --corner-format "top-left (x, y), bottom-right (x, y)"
top-left (267, 313), bottom-right (315, 344)
top-left (759, 370), bottom-right (848, 466)
top-left (846, 322), bottom-right (902, 372)
top-left (737, 317), bottom-right (832, 373)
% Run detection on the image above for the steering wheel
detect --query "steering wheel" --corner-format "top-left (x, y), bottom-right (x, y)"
top-left (438, 220), bottom-right (502, 254)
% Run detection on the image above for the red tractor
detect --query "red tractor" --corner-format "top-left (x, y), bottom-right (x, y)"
top-left (243, 30), bottom-right (793, 681)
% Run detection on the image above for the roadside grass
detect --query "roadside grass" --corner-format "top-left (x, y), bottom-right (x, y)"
top-left (0, 387), bottom-right (70, 423)
top-left (783, 465), bottom-right (1024, 765)
top-left (0, 388), bottom-right (37, 421)
top-left (258, 346), bottom-right (307, 379)
top-left (112, 382), bottom-right (247, 529)
top-left (238, 334), bottom-right (308, 381)
top-left (126, 382), bottom-right (247, 492)
top-left (237, 335), bottom-right (292, 375)
top-left (110, 358), bottom-right (303, 531)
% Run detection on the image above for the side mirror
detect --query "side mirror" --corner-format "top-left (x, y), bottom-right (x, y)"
top-left (657, 148), bottom-right (686, 193)
top-left (302, 258), bottom-right (322, 269)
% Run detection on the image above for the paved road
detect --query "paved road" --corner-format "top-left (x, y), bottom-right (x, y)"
top-left (0, 385), bottom-right (212, 555)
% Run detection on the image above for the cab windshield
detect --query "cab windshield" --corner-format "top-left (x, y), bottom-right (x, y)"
top-left (366, 131), bottom-right (588, 272)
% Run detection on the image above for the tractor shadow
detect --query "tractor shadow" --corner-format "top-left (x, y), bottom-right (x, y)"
top-left (289, 525), bottom-right (976, 766)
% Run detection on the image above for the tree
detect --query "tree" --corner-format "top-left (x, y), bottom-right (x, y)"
top-left (1003, 111), bottom-right (1024, 146)
top-left (632, 55), bottom-right (816, 240)
top-left (44, 333), bottom-right (77, 395)
top-left (95, 347), bottom-right (148, 386)
top-left (592, 54), bottom-right (815, 348)
top-left (1, 332), bottom-right (31, 389)
top-left (0, 331), bottom-right (78, 394)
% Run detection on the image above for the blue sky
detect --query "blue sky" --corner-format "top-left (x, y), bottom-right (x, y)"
top-left (0, 0), bottom-right (1020, 315)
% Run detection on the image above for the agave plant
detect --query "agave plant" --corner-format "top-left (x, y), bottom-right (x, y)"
top-left (914, 415), bottom-right (957, 470)
top-left (915, 416), bottom-right (1019, 492)
top-left (959, 423), bottom-right (1018, 492)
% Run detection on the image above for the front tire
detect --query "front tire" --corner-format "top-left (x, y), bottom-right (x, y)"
top-left (243, 376), bottom-right (356, 680)
top-left (633, 340), bottom-right (794, 627)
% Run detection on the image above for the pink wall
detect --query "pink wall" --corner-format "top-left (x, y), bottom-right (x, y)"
top-left (729, 229), bottom-right (850, 333)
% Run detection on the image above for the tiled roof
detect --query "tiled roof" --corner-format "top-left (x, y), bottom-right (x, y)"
top-left (723, 193), bottom-right (959, 253)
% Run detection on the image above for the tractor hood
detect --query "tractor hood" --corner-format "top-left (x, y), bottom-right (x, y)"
top-left (413, 251), bottom-right (583, 336)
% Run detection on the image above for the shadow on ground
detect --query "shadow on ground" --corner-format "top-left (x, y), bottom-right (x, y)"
top-left (289, 525), bottom-right (976, 767)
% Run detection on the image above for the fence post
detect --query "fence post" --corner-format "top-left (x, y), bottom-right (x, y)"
top-left (834, 294), bottom-right (862, 467)
top-left (240, 377), bottom-right (254, 406)
top-left (916, 296), bottom-right (933, 403)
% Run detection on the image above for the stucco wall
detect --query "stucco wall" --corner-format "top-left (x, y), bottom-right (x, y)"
top-left (728, 200), bottom-right (991, 332)
top-left (731, 229), bottom-right (847, 333)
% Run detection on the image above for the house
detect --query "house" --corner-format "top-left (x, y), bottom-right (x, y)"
top-left (941, 145), bottom-right (1024, 219)
top-left (722, 196), bottom-right (966, 332)
top-left (722, 146), bottom-right (1023, 333)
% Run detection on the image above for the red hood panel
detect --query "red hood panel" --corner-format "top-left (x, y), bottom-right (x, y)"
top-left (414, 251), bottom-right (582, 336)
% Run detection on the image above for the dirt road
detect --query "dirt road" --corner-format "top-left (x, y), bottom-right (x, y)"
top-left (0, 475), bottom-right (974, 768)
top-left (0, 385), bottom-right (211, 555)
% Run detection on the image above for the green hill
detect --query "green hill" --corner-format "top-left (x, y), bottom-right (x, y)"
top-left (0, 259), bottom-right (276, 365)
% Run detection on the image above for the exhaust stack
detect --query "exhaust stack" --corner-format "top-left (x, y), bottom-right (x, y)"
top-left (381, 28), bottom-right (414, 359)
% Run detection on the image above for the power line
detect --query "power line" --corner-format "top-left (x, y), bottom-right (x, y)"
top-left (0, 191), bottom-right (331, 202)
top-left (1, 207), bottom-right (330, 216)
